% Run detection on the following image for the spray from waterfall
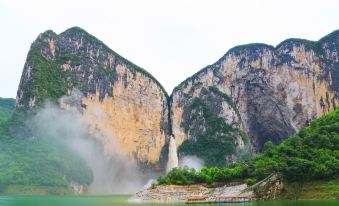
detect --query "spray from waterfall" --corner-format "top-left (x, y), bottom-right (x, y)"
top-left (166, 135), bottom-right (179, 172)
top-left (29, 90), bottom-right (157, 194)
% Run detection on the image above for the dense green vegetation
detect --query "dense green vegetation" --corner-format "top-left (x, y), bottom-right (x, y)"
top-left (2, 185), bottom-right (74, 195)
top-left (0, 98), bottom-right (15, 110)
top-left (0, 101), bottom-right (93, 194)
top-left (159, 109), bottom-right (339, 186)
top-left (179, 87), bottom-right (247, 167)
top-left (0, 133), bottom-right (93, 189)
top-left (29, 47), bottom-right (67, 105)
top-left (281, 179), bottom-right (339, 200)
top-left (0, 98), bottom-right (15, 123)
top-left (158, 166), bottom-right (244, 185)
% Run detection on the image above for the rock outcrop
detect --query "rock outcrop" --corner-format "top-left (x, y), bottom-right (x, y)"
top-left (16, 27), bottom-right (169, 170)
top-left (16, 27), bottom-right (339, 169)
top-left (252, 174), bottom-right (284, 200)
top-left (129, 174), bottom-right (283, 203)
top-left (129, 183), bottom-right (250, 203)
top-left (172, 31), bottom-right (339, 156)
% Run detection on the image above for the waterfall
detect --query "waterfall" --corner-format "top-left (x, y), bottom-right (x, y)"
top-left (166, 135), bottom-right (179, 172)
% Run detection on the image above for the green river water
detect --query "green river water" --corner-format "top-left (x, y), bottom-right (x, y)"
top-left (0, 195), bottom-right (337, 206)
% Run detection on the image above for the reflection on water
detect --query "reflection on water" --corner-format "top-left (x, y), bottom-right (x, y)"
top-left (0, 195), bottom-right (337, 206)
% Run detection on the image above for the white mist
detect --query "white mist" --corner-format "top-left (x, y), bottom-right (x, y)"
top-left (179, 155), bottom-right (204, 171)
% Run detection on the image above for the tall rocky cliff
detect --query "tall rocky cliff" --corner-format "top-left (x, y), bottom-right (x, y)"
top-left (16, 27), bottom-right (169, 170)
top-left (16, 28), bottom-right (339, 169)
top-left (171, 31), bottom-right (339, 162)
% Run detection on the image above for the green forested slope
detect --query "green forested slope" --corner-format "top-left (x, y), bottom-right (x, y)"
top-left (0, 99), bottom-right (93, 194)
top-left (0, 98), bottom-right (15, 123)
top-left (158, 109), bottom-right (339, 185)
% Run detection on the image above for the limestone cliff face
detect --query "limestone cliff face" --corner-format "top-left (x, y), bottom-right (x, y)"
top-left (16, 27), bottom-right (169, 169)
top-left (16, 27), bottom-right (339, 169)
top-left (172, 31), bottom-right (339, 155)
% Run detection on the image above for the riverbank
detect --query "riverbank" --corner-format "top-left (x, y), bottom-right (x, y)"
top-left (129, 183), bottom-right (252, 203)
top-left (129, 175), bottom-right (339, 203)
top-left (129, 174), bottom-right (283, 203)
top-left (280, 179), bottom-right (339, 200)
top-left (0, 185), bottom-right (76, 195)
top-left (0, 195), bottom-right (338, 206)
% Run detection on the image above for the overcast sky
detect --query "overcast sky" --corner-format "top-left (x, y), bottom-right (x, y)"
top-left (0, 0), bottom-right (338, 98)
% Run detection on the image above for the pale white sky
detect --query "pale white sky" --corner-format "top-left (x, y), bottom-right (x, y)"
top-left (0, 0), bottom-right (338, 98)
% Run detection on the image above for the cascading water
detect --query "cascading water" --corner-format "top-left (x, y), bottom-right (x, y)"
top-left (166, 135), bottom-right (179, 172)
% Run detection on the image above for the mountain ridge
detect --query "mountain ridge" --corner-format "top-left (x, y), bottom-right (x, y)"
top-left (170, 28), bottom-right (338, 159)
top-left (173, 29), bottom-right (339, 93)
top-left (16, 26), bottom-right (170, 170)
top-left (14, 27), bottom-right (339, 169)
top-left (21, 27), bottom-right (339, 97)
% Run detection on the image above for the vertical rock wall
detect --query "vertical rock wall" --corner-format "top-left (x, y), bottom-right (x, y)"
top-left (16, 27), bottom-right (339, 169)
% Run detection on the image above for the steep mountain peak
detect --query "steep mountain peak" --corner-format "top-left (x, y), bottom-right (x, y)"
top-left (17, 27), bottom-right (168, 108)
top-left (16, 26), bottom-right (171, 170)
top-left (171, 29), bottom-right (338, 157)
top-left (15, 27), bottom-right (339, 170)
top-left (59, 26), bottom-right (110, 51)
top-left (58, 27), bottom-right (169, 97)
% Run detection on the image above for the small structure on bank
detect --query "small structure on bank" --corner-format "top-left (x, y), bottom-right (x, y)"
top-left (186, 195), bottom-right (254, 204)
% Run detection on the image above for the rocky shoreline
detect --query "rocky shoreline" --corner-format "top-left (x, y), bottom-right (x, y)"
top-left (128, 183), bottom-right (251, 203)
top-left (129, 174), bottom-right (283, 203)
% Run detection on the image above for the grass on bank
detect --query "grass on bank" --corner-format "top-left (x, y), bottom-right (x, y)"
top-left (280, 178), bottom-right (339, 200)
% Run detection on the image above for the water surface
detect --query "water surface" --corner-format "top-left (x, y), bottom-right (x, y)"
top-left (0, 195), bottom-right (337, 206)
